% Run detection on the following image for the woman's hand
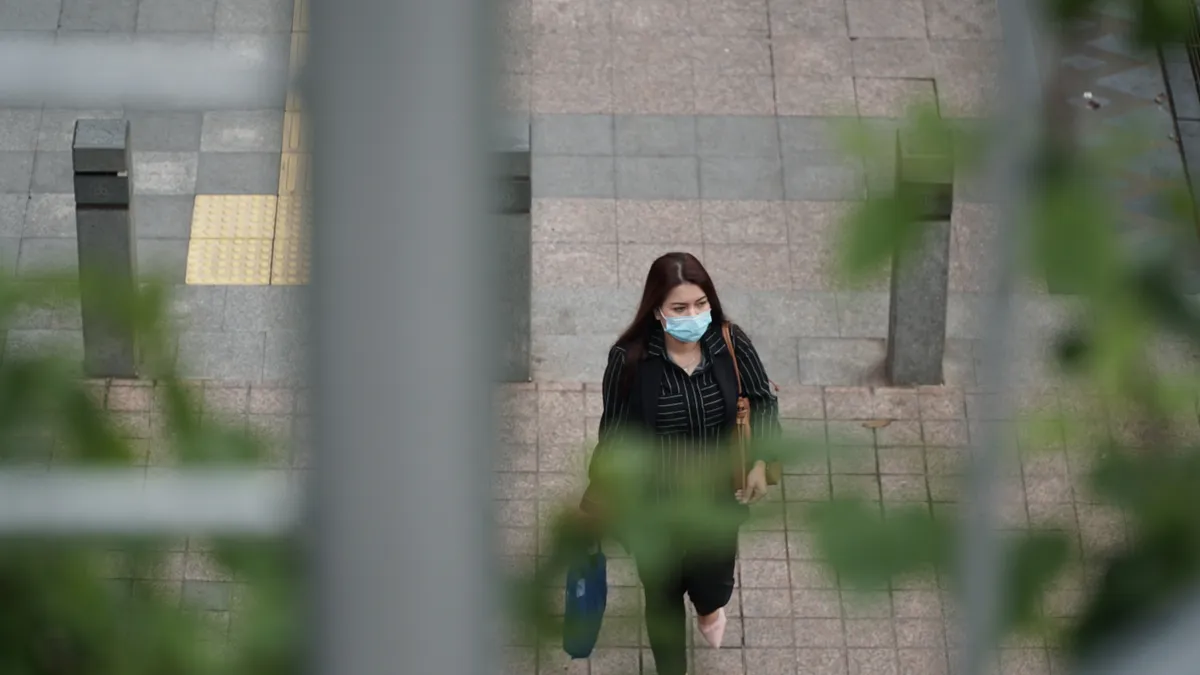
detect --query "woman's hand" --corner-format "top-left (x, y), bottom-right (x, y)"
top-left (736, 461), bottom-right (769, 504)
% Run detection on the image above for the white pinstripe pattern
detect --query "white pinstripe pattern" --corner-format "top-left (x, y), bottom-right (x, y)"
top-left (592, 324), bottom-right (781, 501)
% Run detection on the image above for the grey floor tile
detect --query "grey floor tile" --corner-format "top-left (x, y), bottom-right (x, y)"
top-left (743, 334), bottom-right (802, 385)
top-left (213, 33), bottom-right (291, 71)
top-left (943, 338), bottom-right (977, 387)
top-left (0, 0), bottom-right (63, 30)
top-left (164, 285), bottom-right (227, 331)
top-left (783, 153), bottom-right (865, 201)
top-left (264, 329), bottom-right (309, 382)
top-left (200, 111), bottom-right (285, 153)
top-left (495, 111), bottom-right (531, 151)
top-left (37, 109), bottom-right (125, 152)
top-left (1095, 65), bottom-right (1163, 101)
top-left (696, 116), bottom-right (780, 156)
top-left (10, 293), bottom-right (82, 330)
top-left (17, 238), bottom-right (78, 277)
top-left (498, 296), bottom-right (531, 382)
top-left (741, 291), bottom-right (841, 338)
top-left (954, 163), bottom-right (996, 203)
top-left (30, 151), bottom-right (73, 194)
top-left (1165, 59), bottom-right (1200, 120)
top-left (531, 286), bottom-right (637, 336)
top-left (531, 156), bottom-right (615, 198)
top-left (211, 34), bottom-right (290, 107)
top-left (60, 0), bottom-right (139, 30)
top-left (0, 237), bottom-right (19, 276)
top-left (615, 156), bottom-right (699, 199)
top-left (134, 30), bottom-right (215, 50)
top-left (797, 337), bottom-right (886, 385)
top-left (5, 329), bottom-right (84, 365)
top-left (136, 238), bottom-right (188, 283)
top-left (835, 291), bottom-right (889, 338)
top-left (132, 152), bottom-right (199, 195)
top-left (214, 0), bottom-right (293, 32)
top-left (22, 194), bottom-right (75, 237)
top-left (132, 195), bottom-right (194, 239)
top-left (126, 111), bottom-right (205, 152)
top-left (532, 114), bottom-right (614, 155)
top-left (195, 152), bottom-right (280, 194)
top-left (531, 334), bottom-right (614, 381)
top-left (946, 293), bottom-right (984, 341)
top-left (778, 116), bottom-right (842, 153)
top-left (177, 331), bottom-right (266, 381)
top-left (615, 115), bottom-right (697, 156)
top-left (0, 109), bottom-right (43, 152)
top-left (136, 0), bottom-right (218, 31)
top-left (0, 195), bottom-right (28, 236)
top-left (224, 286), bottom-right (307, 332)
top-left (0, 152), bottom-right (35, 194)
top-left (700, 156), bottom-right (784, 200)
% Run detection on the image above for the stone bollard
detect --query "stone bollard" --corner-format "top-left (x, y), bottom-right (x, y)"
top-left (885, 129), bottom-right (954, 386)
top-left (495, 117), bottom-right (532, 382)
top-left (72, 119), bottom-right (139, 378)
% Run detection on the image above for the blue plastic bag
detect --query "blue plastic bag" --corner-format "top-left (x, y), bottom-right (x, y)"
top-left (562, 547), bottom-right (607, 659)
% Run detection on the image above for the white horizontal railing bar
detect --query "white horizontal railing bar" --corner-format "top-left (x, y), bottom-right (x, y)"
top-left (0, 469), bottom-right (298, 535)
top-left (0, 41), bottom-right (291, 109)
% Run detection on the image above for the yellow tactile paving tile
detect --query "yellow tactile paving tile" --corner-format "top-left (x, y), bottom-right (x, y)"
top-left (190, 195), bottom-right (278, 239)
top-left (274, 195), bottom-right (311, 237)
top-left (271, 195), bottom-right (312, 285)
top-left (293, 0), bottom-right (309, 32)
top-left (289, 32), bottom-right (307, 81)
top-left (279, 153), bottom-right (312, 194)
top-left (185, 238), bottom-right (274, 285)
top-left (286, 86), bottom-right (304, 112)
top-left (283, 112), bottom-right (309, 153)
top-left (270, 234), bottom-right (311, 285)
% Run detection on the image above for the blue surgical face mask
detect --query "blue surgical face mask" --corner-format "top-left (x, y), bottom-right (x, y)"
top-left (662, 310), bottom-right (712, 343)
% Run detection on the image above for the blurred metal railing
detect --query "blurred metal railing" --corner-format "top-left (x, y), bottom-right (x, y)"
top-left (954, 0), bottom-right (1046, 672)
top-left (0, 469), bottom-right (297, 535)
top-left (0, 1), bottom-right (500, 674)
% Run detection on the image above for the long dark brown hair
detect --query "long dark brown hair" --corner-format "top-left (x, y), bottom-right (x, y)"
top-left (614, 252), bottom-right (727, 390)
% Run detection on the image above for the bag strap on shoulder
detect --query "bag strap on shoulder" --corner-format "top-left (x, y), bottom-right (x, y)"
top-left (721, 322), bottom-right (743, 397)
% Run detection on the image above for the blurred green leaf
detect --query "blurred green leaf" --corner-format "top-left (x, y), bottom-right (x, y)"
top-left (0, 272), bottom-right (299, 675)
top-left (839, 196), bottom-right (924, 280)
top-left (1029, 161), bottom-right (1122, 295)
top-left (808, 499), bottom-right (952, 588)
top-left (1129, 0), bottom-right (1195, 45)
top-left (1002, 531), bottom-right (1072, 631)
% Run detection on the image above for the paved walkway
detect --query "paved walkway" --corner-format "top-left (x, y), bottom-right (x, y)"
top-left (501, 1), bottom-right (1185, 673)
top-left (514, 0), bottom-right (1028, 389)
top-left (0, 0), bottom-right (308, 383)
top-left (495, 381), bottom-right (1116, 675)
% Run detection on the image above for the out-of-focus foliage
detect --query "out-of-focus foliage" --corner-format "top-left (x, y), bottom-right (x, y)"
top-left (0, 273), bottom-right (299, 675)
top-left (825, 0), bottom-right (1200, 665)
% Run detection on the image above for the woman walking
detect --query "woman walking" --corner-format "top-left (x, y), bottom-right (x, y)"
top-left (583, 251), bottom-right (781, 675)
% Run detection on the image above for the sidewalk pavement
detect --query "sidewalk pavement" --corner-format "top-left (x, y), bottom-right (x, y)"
top-left (1, 0), bottom-right (1195, 672)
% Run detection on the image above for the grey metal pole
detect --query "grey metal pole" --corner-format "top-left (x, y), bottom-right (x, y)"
top-left (307, 1), bottom-right (497, 675)
top-left (73, 119), bottom-right (139, 378)
top-left (955, 0), bottom-right (1045, 673)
